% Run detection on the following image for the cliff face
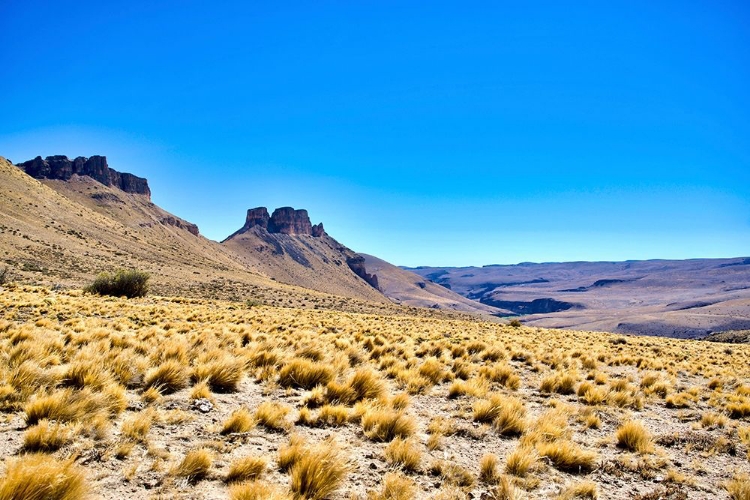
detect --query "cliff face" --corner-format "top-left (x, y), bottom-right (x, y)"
top-left (17, 155), bottom-right (150, 197)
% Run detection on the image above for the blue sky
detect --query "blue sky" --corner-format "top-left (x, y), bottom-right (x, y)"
top-left (1, 1), bottom-right (749, 266)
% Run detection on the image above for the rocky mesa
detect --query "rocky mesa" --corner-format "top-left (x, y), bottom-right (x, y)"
top-left (16, 155), bottom-right (151, 197)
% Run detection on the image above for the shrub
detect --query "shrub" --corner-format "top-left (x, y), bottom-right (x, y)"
top-left (0, 267), bottom-right (8, 286)
top-left (0, 454), bottom-right (87, 500)
top-left (84, 269), bottom-right (149, 298)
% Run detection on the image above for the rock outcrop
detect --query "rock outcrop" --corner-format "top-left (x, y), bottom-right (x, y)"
top-left (235, 206), bottom-right (325, 237)
top-left (346, 255), bottom-right (380, 290)
top-left (17, 155), bottom-right (150, 197)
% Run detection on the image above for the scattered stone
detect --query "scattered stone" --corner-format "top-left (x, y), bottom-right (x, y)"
top-left (190, 398), bottom-right (213, 413)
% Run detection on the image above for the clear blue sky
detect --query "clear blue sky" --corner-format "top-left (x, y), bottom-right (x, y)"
top-left (1, 1), bottom-right (749, 266)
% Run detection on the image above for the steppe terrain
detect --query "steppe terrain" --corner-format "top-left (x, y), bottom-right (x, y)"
top-left (409, 260), bottom-right (750, 338)
top-left (0, 284), bottom-right (748, 499)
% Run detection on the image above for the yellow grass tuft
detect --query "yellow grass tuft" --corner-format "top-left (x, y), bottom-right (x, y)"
top-left (225, 456), bottom-right (267, 483)
top-left (22, 420), bottom-right (76, 452)
top-left (255, 401), bottom-right (292, 432)
top-left (537, 440), bottom-right (597, 473)
top-left (384, 437), bottom-right (422, 472)
top-left (0, 454), bottom-right (87, 500)
top-left (193, 356), bottom-right (244, 392)
top-left (367, 472), bottom-right (416, 500)
top-left (221, 407), bottom-right (256, 435)
top-left (289, 441), bottom-right (348, 500)
top-left (725, 474), bottom-right (750, 500)
top-left (278, 434), bottom-right (306, 472)
top-left (615, 420), bottom-right (653, 453)
top-left (229, 480), bottom-right (291, 500)
top-left (479, 453), bottom-right (500, 484)
top-left (505, 446), bottom-right (537, 477)
top-left (144, 360), bottom-right (188, 394)
top-left (558, 480), bottom-right (599, 499)
top-left (173, 448), bottom-right (213, 483)
top-left (362, 409), bottom-right (416, 442)
top-left (279, 358), bottom-right (334, 390)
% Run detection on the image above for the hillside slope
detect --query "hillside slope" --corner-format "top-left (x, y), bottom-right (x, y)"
top-left (359, 253), bottom-right (508, 315)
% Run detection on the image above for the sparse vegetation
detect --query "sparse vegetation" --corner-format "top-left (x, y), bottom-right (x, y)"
top-left (0, 286), bottom-right (748, 498)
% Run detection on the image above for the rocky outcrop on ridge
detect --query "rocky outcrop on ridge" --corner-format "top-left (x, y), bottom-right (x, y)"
top-left (17, 155), bottom-right (150, 196)
top-left (228, 206), bottom-right (327, 238)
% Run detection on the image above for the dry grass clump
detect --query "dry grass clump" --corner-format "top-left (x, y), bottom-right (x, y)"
top-left (429, 460), bottom-right (475, 487)
top-left (121, 409), bottom-right (154, 442)
top-left (479, 453), bottom-right (501, 484)
top-left (193, 356), bottom-right (244, 392)
top-left (316, 404), bottom-right (350, 427)
top-left (472, 394), bottom-right (527, 436)
top-left (367, 472), bottom-right (416, 500)
top-left (727, 399), bottom-right (750, 419)
top-left (289, 441), bottom-right (348, 500)
top-left (540, 371), bottom-right (578, 395)
top-left (173, 448), bottom-right (213, 483)
top-left (225, 456), bottom-right (267, 483)
top-left (505, 446), bottom-right (537, 477)
top-left (558, 480), bottom-right (599, 499)
top-left (700, 412), bottom-right (727, 429)
top-left (24, 387), bottom-right (121, 425)
top-left (479, 364), bottom-right (521, 390)
top-left (362, 408), bottom-right (416, 442)
top-left (725, 474), bottom-right (750, 500)
top-left (255, 401), bottom-right (292, 432)
top-left (615, 420), bottom-right (653, 453)
top-left (0, 454), bottom-right (87, 500)
top-left (144, 359), bottom-right (188, 394)
top-left (278, 358), bottom-right (334, 389)
top-left (229, 480), bottom-right (291, 500)
top-left (385, 437), bottom-right (422, 472)
top-left (22, 420), bottom-right (76, 452)
top-left (537, 440), bottom-right (597, 473)
top-left (221, 407), bottom-right (256, 435)
top-left (278, 435), bottom-right (307, 472)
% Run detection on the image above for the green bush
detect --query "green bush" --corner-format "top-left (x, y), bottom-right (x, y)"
top-left (84, 269), bottom-right (150, 298)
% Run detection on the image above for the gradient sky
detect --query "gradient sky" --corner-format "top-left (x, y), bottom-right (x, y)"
top-left (1, 1), bottom-right (749, 266)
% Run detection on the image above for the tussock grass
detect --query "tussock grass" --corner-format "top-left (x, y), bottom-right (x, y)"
top-left (225, 456), bottom-right (267, 483)
top-left (615, 420), bottom-right (653, 453)
top-left (505, 446), bottom-right (537, 477)
top-left (558, 480), bottom-right (598, 499)
top-left (385, 437), bottom-right (422, 472)
top-left (193, 356), bottom-right (244, 392)
top-left (22, 420), bottom-right (76, 452)
top-left (144, 360), bottom-right (188, 394)
top-left (479, 453), bottom-right (500, 484)
top-left (256, 401), bottom-right (291, 432)
top-left (221, 407), bottom-right (256, 435)
top-left (229, 481), bottom-right (291, 500)
top-left (173, 448), bottom-right (213, 483)
top-left (24, 388), bottom-right (119, 425)
top-left (279, 358), bottom-right (334, 389)
top-left (289, 441), bottom-right (347, 500)
top-left (537, 440), bottom-right (597, 473)
top-left (121, 409), bottom-right (153, 442)
top-left (0, 454), bottom-right (87, 500)
top-left (362, 409), bottom-right (416, 442)
top-left (278, 435), bottom-right (306, 472)
top-left (725, 474), bottom-right (750, 500)
top-left (368, 472), bottom-right (416, 500)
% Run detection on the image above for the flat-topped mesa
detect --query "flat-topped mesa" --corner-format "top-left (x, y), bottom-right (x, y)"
top-left (241, 206), bottom-right (326, 237)
top-left (17, 155), bottom-right (151, 197)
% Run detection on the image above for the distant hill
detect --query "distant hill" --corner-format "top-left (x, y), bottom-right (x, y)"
top-left (1, 154), bottom-right (491, 318)
top-left (407, 259), bottom-right (750, 338)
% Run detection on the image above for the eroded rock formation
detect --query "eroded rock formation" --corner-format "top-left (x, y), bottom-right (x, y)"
top-left (17, 155), bottom-right (150, 197)
top-left (237, 206), bottom-right (324, 237)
